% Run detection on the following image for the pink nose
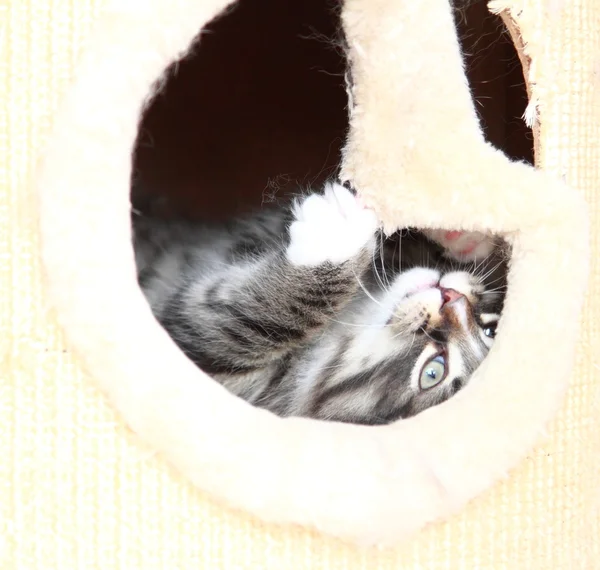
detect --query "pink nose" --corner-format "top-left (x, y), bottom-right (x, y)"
top-left (440, 287), bottom-right (463, 306)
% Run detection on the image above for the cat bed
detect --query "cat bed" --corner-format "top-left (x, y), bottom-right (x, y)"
top-left (37, 0), bottom-right (589, 545)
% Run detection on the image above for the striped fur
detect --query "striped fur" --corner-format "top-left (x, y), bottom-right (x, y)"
top-left (133, 182), bottom-right (507, 425)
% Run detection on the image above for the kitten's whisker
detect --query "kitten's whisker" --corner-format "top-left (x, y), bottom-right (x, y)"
top-left (390, 235), bottom-right (399, 276)
top-left (480, 287), bottom-right (507, 295)
top-left (476, 259), bottom-right (505, 282)
top-left (371, 250), bottom-right (388, 295)
top-left (378, 236), bottom-right (389, 288)
top-left (418, 327), bottom-right (439, 345)
top-left (352, 267), bottom-right (384, 308)
top-left (472, 248), bottom-right (491, 275)
top-left (372, 235), bottom-right (391, 295)
top-left (401, 331), bottom-right (418, 355)
top-left (323, 316), bottom-right (392, 328)
top-left (479, 272), bottom-right (507, 288)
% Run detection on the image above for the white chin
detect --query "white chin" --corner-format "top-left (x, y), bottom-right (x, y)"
top-left (399, 268), bottom-right (441, 297)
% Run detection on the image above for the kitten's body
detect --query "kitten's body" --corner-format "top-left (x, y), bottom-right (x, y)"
top-left (134, 183), bottom-right (507, 425)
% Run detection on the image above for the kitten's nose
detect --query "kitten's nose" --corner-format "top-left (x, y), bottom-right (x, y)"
top-left (440, 287), bottom-right (463, 306)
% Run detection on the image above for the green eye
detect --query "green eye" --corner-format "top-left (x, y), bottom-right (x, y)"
top-left (419, 354), bottom-right (447, 390)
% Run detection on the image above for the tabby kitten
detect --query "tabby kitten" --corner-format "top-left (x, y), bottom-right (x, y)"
top-left (133, 182), bottom-right (507, 425)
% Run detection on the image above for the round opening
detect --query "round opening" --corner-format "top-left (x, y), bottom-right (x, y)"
top-left (130, 0), bottom-right (530, 426)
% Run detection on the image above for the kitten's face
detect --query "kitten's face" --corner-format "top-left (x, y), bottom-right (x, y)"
top-left (380, 267), bottom-right (503, 417)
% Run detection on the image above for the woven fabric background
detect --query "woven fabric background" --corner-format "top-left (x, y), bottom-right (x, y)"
top-left (1, 0), bottom-right (598, 568)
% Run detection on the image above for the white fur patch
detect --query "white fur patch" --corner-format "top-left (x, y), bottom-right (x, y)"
top-left (371, 268), bottom-right (441, 326)
top-left (393, 267), bottom-right (441, 297)
top-left (286, 183), bottom-right (378, 266)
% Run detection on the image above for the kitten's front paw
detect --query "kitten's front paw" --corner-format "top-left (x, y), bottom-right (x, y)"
top-left (424, 229), bottom-right (496, 262)
top-left (286, 182), bottom-right (378, 266)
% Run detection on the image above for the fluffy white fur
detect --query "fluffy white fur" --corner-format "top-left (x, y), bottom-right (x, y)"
top-left (286, 182), bottom-right (378, 266)
top-left (36, 0), bottom-right (589, 546)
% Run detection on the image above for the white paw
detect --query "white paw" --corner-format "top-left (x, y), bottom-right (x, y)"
top-left (286, 182), bottom-right (379, 266)
top-left (424, 229), bottom-right (496, 262)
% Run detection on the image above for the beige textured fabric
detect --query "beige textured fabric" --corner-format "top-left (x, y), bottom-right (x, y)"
top-left (2, 0), bottom-right (598, 568)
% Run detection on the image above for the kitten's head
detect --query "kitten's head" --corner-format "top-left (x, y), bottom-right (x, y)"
top-left (313, 259), bottom-right (507, 425)
top-left (378, 266), bottom-right (504, 420)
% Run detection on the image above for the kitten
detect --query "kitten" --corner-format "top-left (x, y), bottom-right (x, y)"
top-left (133, 182), bottom-right (507, 425)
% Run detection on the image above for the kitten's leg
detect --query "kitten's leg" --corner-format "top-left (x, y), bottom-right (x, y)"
top-left (423, 229), bottom-right (497, 262)
top-left (164, 183), bottom-right (379, 374)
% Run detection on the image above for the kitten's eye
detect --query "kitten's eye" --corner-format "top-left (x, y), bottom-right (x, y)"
top-left (419, 354), bottom-right (447, 390)
top-left (483, 324), bottom-right (497, 338)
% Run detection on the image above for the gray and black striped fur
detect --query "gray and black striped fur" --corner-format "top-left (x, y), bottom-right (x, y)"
top-left (133, 182), bottom-right (507, 425)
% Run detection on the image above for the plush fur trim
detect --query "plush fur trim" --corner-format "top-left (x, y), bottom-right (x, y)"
top-left (37, 0), bottom-right (589, 545)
